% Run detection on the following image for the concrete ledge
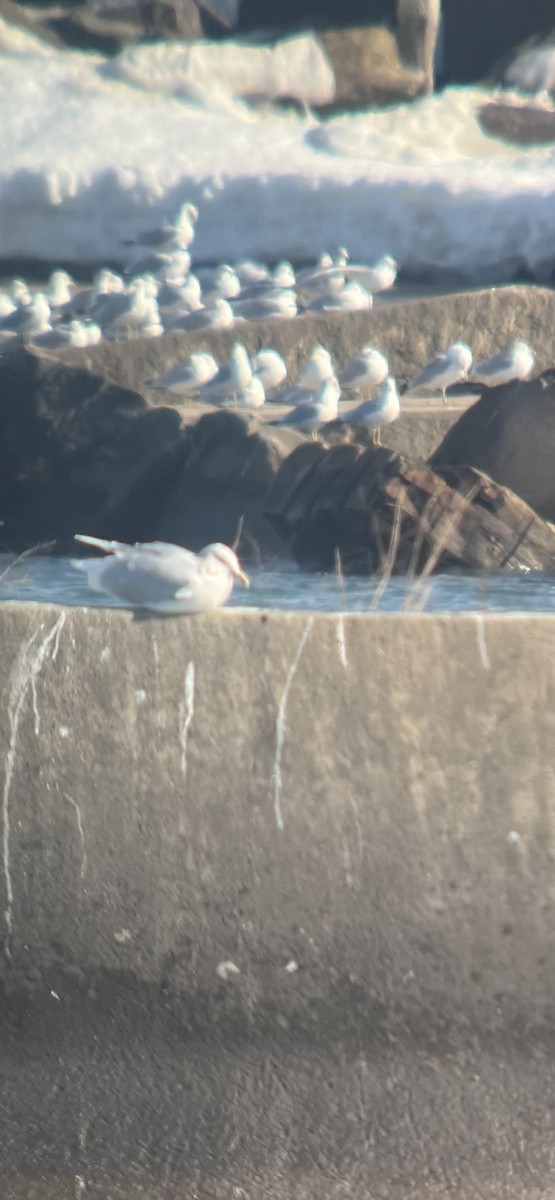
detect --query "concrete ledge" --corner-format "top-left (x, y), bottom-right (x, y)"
top-left (1, 603), bottom-right (554, 1197)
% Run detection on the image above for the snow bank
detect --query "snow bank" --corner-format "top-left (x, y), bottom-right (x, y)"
top-left (113, 33), bottom-right (335, 106)
top-left (1, 17), bottom-right (555, 281)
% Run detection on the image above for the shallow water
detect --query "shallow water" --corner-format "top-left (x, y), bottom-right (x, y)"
top-left (1, 554), bottom-right (555, 614)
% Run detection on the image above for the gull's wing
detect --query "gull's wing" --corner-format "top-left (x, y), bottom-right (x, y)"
top-left (470, 349), bottom-right (512, 378)
top-left (407, 353), bottom-right (449, 390)
top-left (338, 356), bottom-right (368, 386)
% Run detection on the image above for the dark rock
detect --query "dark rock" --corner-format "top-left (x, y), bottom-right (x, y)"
top-left (478, 101), bottom-right (555, 147)
top-left (13, 0), bottom-right (202, 55)
top-left (443, 0), bottom-right (554, 83)
top-left (149, 409), bottom-right (305, 558)
top-left (266, 438), bottom-right (555, 573)
top-left (0, 348), bottom-right (186, 552)
top-left (430, 372), bottom-right (555, 524)
top-left (319, 24), bottom-right (423, 109)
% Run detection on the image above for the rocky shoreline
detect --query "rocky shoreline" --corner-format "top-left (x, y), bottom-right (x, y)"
top-left (1, 284), bottom-right (555, 574)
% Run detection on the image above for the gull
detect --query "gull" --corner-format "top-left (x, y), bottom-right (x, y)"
top-left (70, 269), bottom-right (125, 316)
top-left (235, 262), bottom-right (296, 302)
top-left (298, 345), bottom-right (335, 390)
top-left (157, 249), bottom-right (192, 284)
top-left (202, 264), bottom-right (241, 302)
top-left (0, 293), bottom-right (51, 341)
top-left (275, 345), bottom-right (334, 407)
top-left (405, 342), bottom-right (473, 403)
top-left (151, 352), bottom-right (219, 395)
top-left (170, 297), bottom-right (235, 332)
top-left (305, 280), bottom-right (372, 314)
top-left (46, 269), bottom-right (75, 310)
top-left (123, 203), bottom-right (199, 252)
top-left (231, 289), bottom-right (297, 323)
top-left (338, 346), bottom-right (389, 392)
top-left (73, 535), bottom-right (249, 613)
top-left (296, 247), bottom-right (349, 292)
top-left (251, 348), bottom-right (287, 394)
top-left (200, 342), bottom-right (252, 402)
top-left (305, 254), bottom-right (397, 298)
top-left (31, 318), bottom-right (103, 349)
top-left (157, 275), bottom-right (203, 320)
top-left (468, 340), bottom-right (535, 387)
top-left (272, 375), bottom-right (340, 434)
top-left (225, 375), bottom-right (266, 410)
top-left (99, 280), bottom-right (162, 339)
top-left (340, 376), bottom-right (400, 444)
top-left (234, 258), bottom-right (272, 285)
top-left (0, 278), bottom-right (31, 319)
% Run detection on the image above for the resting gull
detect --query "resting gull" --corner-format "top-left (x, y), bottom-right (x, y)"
top-left (338, 346), bottom-right (389, 392)
top-left (273, 376), bottom-right (340, 434)
top-left (151, 352), bottom-right (219, 394)
top-left (469, 340), bottom-right (535, 387)
top-left (405, 342), bottom-right (473, 403)
top-left (73, 536), bottom-right (249, 613)
top-left (340, 377), bottom-right (400, 444)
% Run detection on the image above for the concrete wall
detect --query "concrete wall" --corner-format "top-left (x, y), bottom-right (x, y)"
top-left (0, 602), bottom-right (554, 1198)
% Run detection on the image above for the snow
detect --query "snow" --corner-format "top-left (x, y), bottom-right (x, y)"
top-left (1, 16), bottom-right (555, 281)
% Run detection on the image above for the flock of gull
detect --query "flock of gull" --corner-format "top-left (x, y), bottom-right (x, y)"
top-left (0, 200), bottom-right (540, 612)
top-left (0, 201), bottom-right (395, 350)
top-left (0, 199), bottom-right (537, 439)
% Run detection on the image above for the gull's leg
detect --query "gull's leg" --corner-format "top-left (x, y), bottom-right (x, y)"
top-left (442, 387), bottom-right (447, 404)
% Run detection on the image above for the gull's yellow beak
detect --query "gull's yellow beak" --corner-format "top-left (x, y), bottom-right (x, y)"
top-left (237, 569), bottom-right (250, 587)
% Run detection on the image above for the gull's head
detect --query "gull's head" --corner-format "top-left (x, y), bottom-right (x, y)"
top-left (178, 203), bottom-right (199, 225)
top-left (336, 246), bottom-right (349, 265)
top-left (273, 260), bottom-right (296, 288)
top-left (381, 255), bottom-right (397, 271)
top-left (449, 342), bottom-right (473, 372)
top-left (201, 543), bottom-right (250, 587)
top-left (10, 279), bottom-right (31, 306)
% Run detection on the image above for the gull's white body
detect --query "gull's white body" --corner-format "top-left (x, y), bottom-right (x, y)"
top-left (152, 352), bottom-right (219, 394)
top-left (338, 346), bottom-right (389, 391)
top-left (201, 343), bottom-right (252, 401)
top-left (251, 349), bottom-right (287, 393)
top-left (406, 342), bottom-right (473, 401)
top-left (73, 536), bottom-right (249, 613)
top-left (306, 280), bottom-right (372, 314)
top-left (275, 375), bottom-right (340, 433)
top-left (0, 293), bottom-right (51, 338)
top-left (232, 289), bottom-right (297, 323)
top-left (341, 376), bottom-right (400, 430)
top-left (298, 346), bottom-right (335, 391)
top-left (172, 298), bottom-right (235, 332)
top-left (469, 341), bottom-right (535, 387)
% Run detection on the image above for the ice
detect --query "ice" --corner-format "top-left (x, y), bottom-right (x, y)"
top-left (1, 16), bottom-right (555, 280)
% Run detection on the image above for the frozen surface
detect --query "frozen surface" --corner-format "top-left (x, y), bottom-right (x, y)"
top-left (1, 16), bottom-right (555, 278)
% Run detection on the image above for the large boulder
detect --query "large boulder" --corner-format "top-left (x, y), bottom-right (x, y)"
top-left (430, 372), bottom-right (555, 523)
top-left (0, 349), bottom-right (301, 557)
top-left (265, 439), bottom-right (555, 573)
top-left (146, 409), bottom-right (305, 556)
top-left (0, 348), bottom-right (186, 552)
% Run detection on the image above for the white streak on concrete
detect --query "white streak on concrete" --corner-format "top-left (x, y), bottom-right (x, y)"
top-left (30, 612), bottom-right (66, 735)
top-left (272, 617), bottom-right (314, 831)
top-left (2, 613), bottom-right (66, 953)
top-left (475, 614), bottom-right (490, 670)
top-left (64, 794), bottom-right (87, 880)
top-left (336, 615), bottom-right (348, 668)
top-left (178, 661), bottom-right (195, 832)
